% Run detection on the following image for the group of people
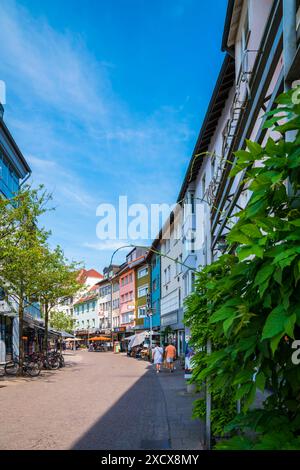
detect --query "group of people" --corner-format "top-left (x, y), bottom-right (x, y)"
top-left (152, 342), bottom-right (177, 373)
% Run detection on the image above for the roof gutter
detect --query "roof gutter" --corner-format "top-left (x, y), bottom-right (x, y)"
top-left (221, 0), bottom-right (235, 57)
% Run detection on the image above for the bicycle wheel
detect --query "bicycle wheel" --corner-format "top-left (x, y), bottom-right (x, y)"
top-left (26, 361), bottom-right (41, 377)
top-left (59, 355), bottom-right (65, 368)
top-left (5, 361), bottom-right (20, 376)
top-left (47, 357), bottom-right (60, 370)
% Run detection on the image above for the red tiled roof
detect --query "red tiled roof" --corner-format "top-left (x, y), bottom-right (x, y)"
top-left (85, 269), bottom-right (103, 279)
top-left (77, 268), bottom-right (103, 284)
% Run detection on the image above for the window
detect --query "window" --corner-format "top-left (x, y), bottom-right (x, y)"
top-left (184, 273), bottom-right (189, 297)
top-left (175, 258), bottom-right (179, 276)
top-left (201, 175), bottom-right (206, 199)
top-left (190, 192), bottom-right (195, 214)
top-left (191, 233), bottom-right (195, 253)
top-left (129, 273), bottom-right (133, 283)
top-left (211, 156), bottom-right (216, 178)
top-left (138, 285), bottom-right (148, 298)
top-left (164, 266), bottom-right (171, 284)
top-left (138, 306), bottom-right (147, 318)
top-left (0, 153), bottom-right (20, 197)
top-left (165, 238), bottom-right (170, 253)
top-left (138, 266), bottom-right (148, 278)
top-left (152, 279), bottom-right (157, 291)
top-left (152, 255), bottom-right (157, 269)
top-left (167, 265), bottom-right (171, 283)
top-left (113, 282), bottom-right (119, 292)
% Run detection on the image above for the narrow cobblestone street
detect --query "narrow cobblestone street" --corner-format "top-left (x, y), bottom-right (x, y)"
top-left (0, 351), bottom-right (203, 450)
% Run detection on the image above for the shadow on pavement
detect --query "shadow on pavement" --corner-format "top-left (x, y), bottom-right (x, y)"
top-left (72, 363), bottom-right (171, 450)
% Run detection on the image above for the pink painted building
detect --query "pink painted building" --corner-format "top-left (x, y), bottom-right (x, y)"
top-left (119, 267), bottom-right (135, 330)
top-left (119, 247), bottom-right (149, 332)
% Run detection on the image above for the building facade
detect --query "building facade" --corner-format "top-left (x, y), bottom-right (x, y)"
top-left (73, 284), bottom-right (99, 333)
top-left (0, 104), bottom-right (32, 362)
top-left (134, 262), bottom-right (150, 331)
top-left (119, 266), bottom-right (135, 332)
top-left (160, 207), bottom-right (185, 355)
top-left (144, 245), bottom-right (161, 332)
top-left (97, 279), bottom-right (112, 332)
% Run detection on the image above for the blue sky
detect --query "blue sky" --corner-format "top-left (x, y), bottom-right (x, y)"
top-left (0, 0), bottom-right (226, 271)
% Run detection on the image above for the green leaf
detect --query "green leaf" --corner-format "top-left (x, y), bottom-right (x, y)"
top-left (246, 140), bottom-right (263, 156)
top-left (276, 116), bottom-right (300, 133)
top-left (237, 245), bottom-right (264, 261)
top-left (262, 305), bottom-right (287, 340)
top-left (235, 382), bottom-right (252, 400)
top-left (254, 264), bottom-right (275, 287)
top-left (227, 230), bottom-right (253, 245)
top-left (287, 147), bottom-right (300, 168)
top-left (240, 224), bottom-right (261, 239)
top-left (210, 307), bottom-right (235, 323)
top-left (233, 370), bottom-right (254, 385)
top-left (270, 333), bottom-right (283, 355)
top-left (243, 383), bottom-right (257, 412)
top-left (223, 314), bottom-right (236, 335)
top-left (255, 371), bottom-right (266, 391)
top-left (284, 313), bottom-right (296, 339)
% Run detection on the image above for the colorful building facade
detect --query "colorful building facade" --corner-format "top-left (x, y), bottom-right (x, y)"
top-left (134, 262), bottom-right (150, 331)
top-left (119, 267), bottom-right (135, 332)
top-left (144, 247), bottom-right (161, 331)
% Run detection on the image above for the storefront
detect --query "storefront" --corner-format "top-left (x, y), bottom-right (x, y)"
top-left (160, 309), bottom-right (186, 358)
top-left (112, 326), bottom-right (129, 352)
top-left (0, 314), bottom-right (13, 361)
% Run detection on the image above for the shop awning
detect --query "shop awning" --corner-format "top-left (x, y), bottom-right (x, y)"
top-left (129, 332), bottom-right (149, 348)
top-left (123, 334), bottom-right (137, 341)
top-left (89, 336), bottom-right (110, 341)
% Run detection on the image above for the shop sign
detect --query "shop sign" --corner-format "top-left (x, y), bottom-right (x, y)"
top-left (161, 311), bottom-right (178, 327)
top-left (114, 327), bottom-right (126, 333)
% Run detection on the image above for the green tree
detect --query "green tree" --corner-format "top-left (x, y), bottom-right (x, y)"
top-left (184, 86), bottom-right (300, 449)
top-left (37, 246), bottom-right (81, 351)
top-left (0, 186), bottom-right (50, 373)
top-left (49, 310), bottom-right (75, 334)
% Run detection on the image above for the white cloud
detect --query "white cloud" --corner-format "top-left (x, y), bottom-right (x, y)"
top-left (27, 155), bottom-right (98, 212)
top-left (0, 0), bottom-right (195, 264)
top-left (83, 240), bottom-right (133, 252)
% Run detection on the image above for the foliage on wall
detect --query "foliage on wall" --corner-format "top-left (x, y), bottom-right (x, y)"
top-left (184, 87), bottom-right (300, 449)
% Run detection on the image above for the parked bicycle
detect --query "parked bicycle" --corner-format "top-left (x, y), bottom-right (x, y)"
top-left (28, 350), bottom-right (65, 370)
top-left (5, 356), bottom-right (41, 377)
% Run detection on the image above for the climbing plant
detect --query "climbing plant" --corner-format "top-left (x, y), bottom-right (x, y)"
top-left (184, 86), bottom-right (300, 449)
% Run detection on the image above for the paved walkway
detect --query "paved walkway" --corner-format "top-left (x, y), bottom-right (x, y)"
top-left (0, 351), bottom-right (204, 450)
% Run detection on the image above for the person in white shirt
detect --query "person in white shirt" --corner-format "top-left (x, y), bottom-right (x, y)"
top-left (152, 343), bottom-right (164, 373)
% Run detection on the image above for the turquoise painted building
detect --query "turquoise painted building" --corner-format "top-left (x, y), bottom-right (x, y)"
top-left (144, 246), bottom-right (161, 331)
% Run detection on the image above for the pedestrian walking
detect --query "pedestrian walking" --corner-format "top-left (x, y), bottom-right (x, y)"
top-left (165, 342), bottom-right (176, 372)
top-left (152, 342), bottom-right (164, 373)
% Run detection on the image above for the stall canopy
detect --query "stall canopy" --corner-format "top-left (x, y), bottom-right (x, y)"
top-left (129, 332), bottom-right (149, 349)
top-left (65, 338), bottom-right (84, 342)
top-left (123, 334), bottom-right (136, 342)
top-left (89, 336), bottom-right (110, 341)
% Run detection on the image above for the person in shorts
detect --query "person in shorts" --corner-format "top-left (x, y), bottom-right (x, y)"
top-left (165, 342), bottom-right (177, 372)
top-left (152, 342), bottom-right (164, 373)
